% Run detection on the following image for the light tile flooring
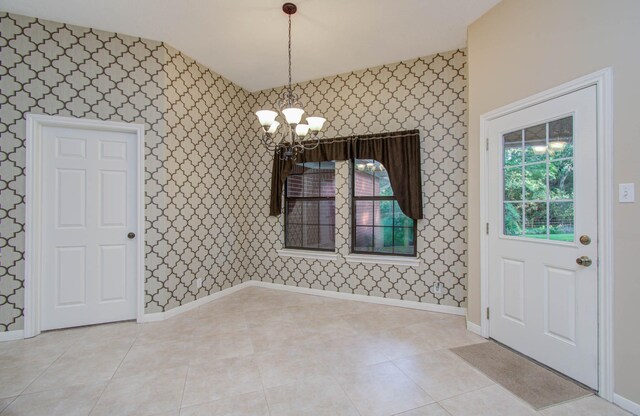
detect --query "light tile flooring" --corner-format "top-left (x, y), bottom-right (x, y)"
top-left (0, 287), bottom-right (630, 416)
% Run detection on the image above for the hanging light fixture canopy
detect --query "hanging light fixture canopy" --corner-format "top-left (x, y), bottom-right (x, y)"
top-left (255, 3), bottom-right (326, 161)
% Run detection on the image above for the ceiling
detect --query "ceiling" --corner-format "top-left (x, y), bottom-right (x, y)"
top-left (0, 0), bottom-right (500, 92)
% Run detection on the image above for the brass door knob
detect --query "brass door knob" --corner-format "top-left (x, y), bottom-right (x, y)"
top-left (576, 256), bottom-right (592, 267)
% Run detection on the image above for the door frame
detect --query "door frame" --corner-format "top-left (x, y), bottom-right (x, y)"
top-left (24, 114), bottom-right (146, 338)
top-left (479, 68), bottom-right (614, 400)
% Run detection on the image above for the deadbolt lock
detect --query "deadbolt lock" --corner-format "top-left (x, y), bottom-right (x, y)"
top-left (579, 235), bottom-right (591, 245)
top-left (576, 256), bottom-right (592, 267)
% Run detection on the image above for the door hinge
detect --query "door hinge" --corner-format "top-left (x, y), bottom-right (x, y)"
top-left (486, 307), bottom-right (490, 320)
top-left (486, 138), bottom-right (489, 151)
top-left (486, 222), bottom-right (489, 234)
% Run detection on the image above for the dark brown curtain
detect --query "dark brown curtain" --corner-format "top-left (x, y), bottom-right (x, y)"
top-left (269, 130), bottom-right (423, 220)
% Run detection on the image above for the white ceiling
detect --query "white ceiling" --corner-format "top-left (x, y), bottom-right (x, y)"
top-left (0, 0), bottom-right (500, 92)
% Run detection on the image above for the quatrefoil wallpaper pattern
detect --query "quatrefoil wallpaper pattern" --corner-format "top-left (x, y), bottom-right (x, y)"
top-left (0, 13), bottom-right (251, 330)
top-left (0, 12), bottom-right (467, 332)
top-left (245, 50), bottom-right (468, 308)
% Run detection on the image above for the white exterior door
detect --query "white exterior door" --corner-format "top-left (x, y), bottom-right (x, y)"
top-left (41, 125), bottom-right (138, 330)
top-left (487, 86), bottom-right (598, 388)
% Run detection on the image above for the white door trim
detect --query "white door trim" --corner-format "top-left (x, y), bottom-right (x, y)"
top-left (479, 68), bottom-right (614, 400)
top-left (25, 114), bottom-right (146, 338)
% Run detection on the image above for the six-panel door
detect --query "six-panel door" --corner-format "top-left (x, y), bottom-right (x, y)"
top-left (42, 126), bottom-right (138, 330)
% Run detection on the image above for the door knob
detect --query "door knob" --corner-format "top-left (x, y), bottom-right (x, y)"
top-left (579, 235), bottom-right (591, 245)
top-left (127, 232), bottom-right (136, 239)
top-left (576, 256), bottom-right (592, 267)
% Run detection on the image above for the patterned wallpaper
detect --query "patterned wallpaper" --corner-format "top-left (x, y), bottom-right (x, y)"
top-left (149, 46), bottom-right (251, 312)
top-left (0, 12), bottom-right (468, 332)
top-left (244, 50), bottom-right (468, 307)
top-left (0, 13), bottom-right (251, 330)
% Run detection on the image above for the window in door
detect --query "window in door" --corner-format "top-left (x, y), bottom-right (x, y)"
top-left (503, 116), bottom-right (574, 242)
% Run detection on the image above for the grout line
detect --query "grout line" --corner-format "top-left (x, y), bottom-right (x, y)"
top-left (8, 330), bottom-right (130, 414)
top-left (86, 382), bottom-right (111, 416)
top-left (177, 363), bottom-right (190, 411)
top-left (389, 345), bottom-right (498, 406)
top-left (390, 402), bottom-right (453, 416)
top-left (254, 358), bottom-right (272, 416)
top-left (332, 374), bottom-right (363, 416)
top-left (14, 343), bottom-right (68, 397)
top-left (440, 405), bottom-right (454, 416)
top-left (0, 396), bottom-right (18, 415)
top-left (435, 384), bottom-right (496, 405)
top-left (87, 330), bottom-right (140, 415)
top-left (388, 359), bottom-right (435, 404)
top-left (112, 334), bottom-right (140, 375)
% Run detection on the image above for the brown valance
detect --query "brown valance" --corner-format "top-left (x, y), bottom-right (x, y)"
top-left (269, 129), bottom-right (423, 220)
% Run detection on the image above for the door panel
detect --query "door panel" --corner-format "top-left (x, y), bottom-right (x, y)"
top-left (56, 246), bottom-right (86, 306)
top-left (100, 170), bottom-right (127, 226)
top-left (57, 169), bottom-right (86, 227)
top-left (488, 86), bottom-right (598, 389)
top-left (42, 125), bottom-right (137, 330)
top-left (544, 266), bottom-right (576, 344)
top-left (501, 258), bottom-right (525, 324)
top-left (57, 137), bottom-right (86, 158)
top-left (99, 245), bottom-right (127, 302)
top-left (100, 140), bottom-right (127, 160)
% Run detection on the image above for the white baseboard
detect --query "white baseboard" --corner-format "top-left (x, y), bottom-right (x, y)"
top-left (614, 394), bottom-right (640, 415)
top-left (138, 281), bottom-right (254, 323)
top-left (10, 279), bottom-right (465, 331)
top-left (9, 278), bottom-right (466, 337)
top-left (466, 320), bottom-right (484, 337)
top-left (4, 288), bottom-right (249, 337)
top-left (248, 281), bottom-right (467, 316)
top-left (139, 279), bottom-right (466, 323)
top-left (0, 329), bottom-right (24, 342)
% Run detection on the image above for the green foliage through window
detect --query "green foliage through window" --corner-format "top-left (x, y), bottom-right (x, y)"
top-left (353, 159), bottom-right (416, 256)
top-left (502, 116), bottom-right (574, 242)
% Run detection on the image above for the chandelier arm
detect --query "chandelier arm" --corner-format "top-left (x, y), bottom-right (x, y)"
top-left (260, 142), bottom-right (280, 153)
top-left (290, 134), bottom-right (320, 152)
top-left (301, 138), bottom-right (321, 151)
top-left (260, 133), bottom-right (285, 153)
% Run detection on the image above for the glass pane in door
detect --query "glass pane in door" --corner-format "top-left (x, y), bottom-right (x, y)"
top-left (502, 116), bottom-right (575, 242)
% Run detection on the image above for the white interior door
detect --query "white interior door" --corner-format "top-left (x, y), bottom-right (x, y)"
top-left (487, 86), bottom-right (598, 389)
top-left (41, 125), bottom-right (138, 330)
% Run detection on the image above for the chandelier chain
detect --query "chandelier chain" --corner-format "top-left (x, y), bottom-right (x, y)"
top-left (287, 14), bottom-right (292, 93)
top-left (255, 3), bottom-right (324, 161)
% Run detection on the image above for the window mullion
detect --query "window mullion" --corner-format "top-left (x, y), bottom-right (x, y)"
top-left (391, 201), bottom-right (396, 254)
top-left (351, 159), bottom-right (416, 257)
top-left (285, 162), bottom-right (336, 251)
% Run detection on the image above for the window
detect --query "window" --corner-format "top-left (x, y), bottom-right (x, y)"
top-left (352, 159), bottom-right (416, 256)
top-left (503, 116), bottom-right (574, 242)
top-left (285, 162), bottom-right (336, 251)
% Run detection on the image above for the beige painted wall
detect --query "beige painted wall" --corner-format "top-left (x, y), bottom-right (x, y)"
top-left (467, 0), bottom-right (640, 404)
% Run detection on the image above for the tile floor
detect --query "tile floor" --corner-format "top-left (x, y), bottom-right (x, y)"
top-left (0, 287), bottom-right (630, 416)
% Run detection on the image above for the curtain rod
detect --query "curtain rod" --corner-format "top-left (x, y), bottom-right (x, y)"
top-left (310, 129), bottom-right (420, 145)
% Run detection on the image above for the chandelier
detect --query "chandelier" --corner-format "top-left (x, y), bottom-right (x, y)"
top-left (255, 3), bottom-right (326, 161)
